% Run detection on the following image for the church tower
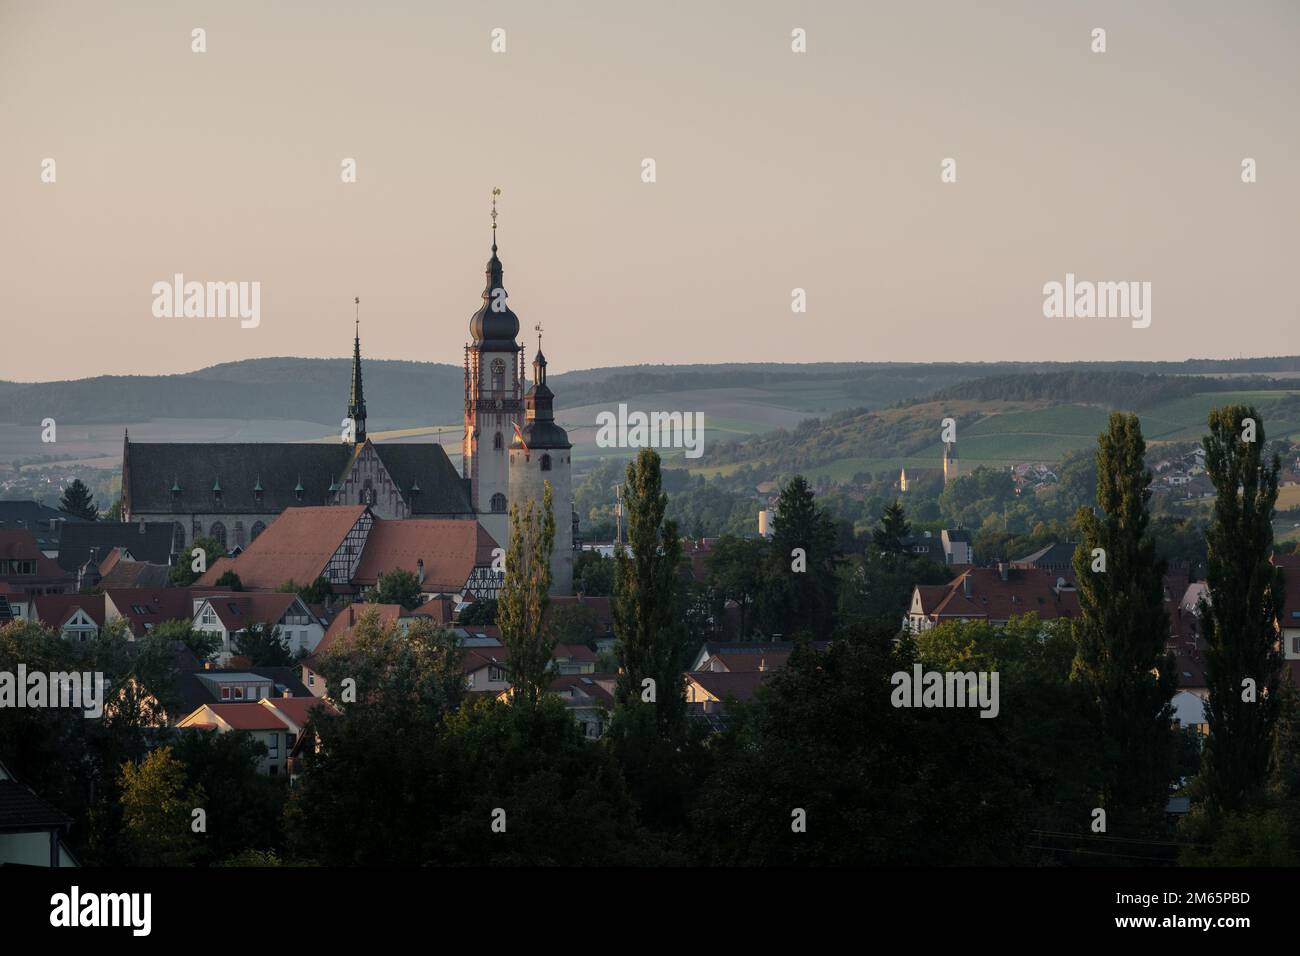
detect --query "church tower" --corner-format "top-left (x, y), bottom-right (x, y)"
top-left (464, 190), bottom-right (524, 548)
top-left (346, 298), bottom-right (367, 445)
top-left (509, 332), bottom-right (573, 595)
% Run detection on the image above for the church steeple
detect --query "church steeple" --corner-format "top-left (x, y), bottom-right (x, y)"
top-left (468, 188), bottom-right (521, 348)
top-left (347, 297), bottom-right (367, 444)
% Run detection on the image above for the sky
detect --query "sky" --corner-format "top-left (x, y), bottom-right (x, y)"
top-left (2, 0), bottom-right (1297, 382)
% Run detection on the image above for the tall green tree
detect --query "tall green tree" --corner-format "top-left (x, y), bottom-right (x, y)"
top-left (768, 475), bottom-right (838, 638)
top-left (233, 622), bottom-right (295, 667)
top-left (169, 534), bottom-right (226, 586)
top-left (1070, 412), bottom-right (1176, 830)
top-left (58, 478), bottom-right (97, 521)
top-left (498, 481), bottom-right (557, 707)
top-left (1198, 404), bottom-right (1284, 812)
top-left (872, 499), bottom-right (910, 556)
top-left (612, 449), bottom-right (688, 735)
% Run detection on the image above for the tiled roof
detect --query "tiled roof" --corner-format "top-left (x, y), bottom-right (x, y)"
top-left (710, 650), bottom-right (790, 673)
top-left (57, 522), bottom-right (175, 572)
top-left (260, 695), bottom-right (339, 728)
top-left (184, 702), bottom-right (292, 732)
top-left (1011, 542), bottom-right (1078, 570)
top-left (106, 587), bottom-right (218, 636)
top-left (0, 529), bottom-right (68, 579)
top-left (369, 444), bottom-right (474, 515)
top-left (173, 665), bottom-right (309, 714)
top-left (309, 603), bottom-right (410, 662)
top-left (195, 506), bottom-right (369, 590)
top-left (200, 592), bottom-right (302, 630)
top-left (0, 780), bottom-right (72, 831)
top-left (687, 670), bottom-right (773, 703)
top-left (125, 442), bottom-right (355, 514)
top-left (32, 593), bottom-right (105, 628)
top-left (0, 501), bottom-right (86, 551)
top-left (916, 568), bottom-right (1081, 623)
top-left (352, 518), bottom-right (497, 590)
top-left (100, 560), bottom-right (170, 589)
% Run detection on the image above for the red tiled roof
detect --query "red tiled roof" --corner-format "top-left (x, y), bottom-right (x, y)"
top-left (187, 702), bottom-right (290, 732)
top-left (310, 603), bottom-right (410, 661)
top-left (32, 593), bottom-right (105, 628)
top-left (687, 670), bottom-right (772, 703)
top-left (352, 519), bottom-right (497, 590)
top-left (914, 568), bottom-right (1081, 624)
top-left (199, 592), bottom-right (301, 630)
top-left (0, 529), bottom-right (68, 579)
top-left (195, 506), bottom-right (369, 590)
top-left (260, 696), bottom-right (339, 728)
top-left (710, 650), bottom-right (790, 673)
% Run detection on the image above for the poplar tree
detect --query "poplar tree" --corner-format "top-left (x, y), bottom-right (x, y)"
top-left (498, 481), bottom-right (556, 707)
top-left (612, 448), bottom-right (687, 735)
top-left (769, 475), bottom-right (838, 638)
top-left (1071, 412), bottom-right (1176, 827)
top-left (1199, 405), bottom-right (1283, 812)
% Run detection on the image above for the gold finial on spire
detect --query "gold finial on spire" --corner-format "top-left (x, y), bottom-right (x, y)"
top-left (534, 321), bottom-right (543, 352)
top-left (491, 187), bottom-right (501, 244)
top-left (354, 296), bottom-right (360, 335)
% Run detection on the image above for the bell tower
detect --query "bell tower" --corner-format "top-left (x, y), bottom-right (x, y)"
top-left (463, 188), bottom-right (523, 548)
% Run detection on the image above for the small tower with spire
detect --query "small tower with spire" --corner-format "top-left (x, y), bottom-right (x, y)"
top-left (943, 441), bottom-right (959, 485)
top-left (346, 297), bottom-right (367, 445)
top-left (508, 322), bottom-right (574, 595)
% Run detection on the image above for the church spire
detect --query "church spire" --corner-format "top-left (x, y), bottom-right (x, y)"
top-left (468, 188), bottom-right (521, 348)
top-left (347, 297), bottom-right (367, 444)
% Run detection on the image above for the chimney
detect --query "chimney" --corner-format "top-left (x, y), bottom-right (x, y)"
top-left (758, 656), bottom-right (767, 672)
top-left (282, 687), bottom-right (292, 698)
top-left (204, 660), bottom-right (213, 671)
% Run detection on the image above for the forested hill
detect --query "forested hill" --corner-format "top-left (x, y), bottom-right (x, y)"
top-left (917, 371), bottom-right (1285, 409)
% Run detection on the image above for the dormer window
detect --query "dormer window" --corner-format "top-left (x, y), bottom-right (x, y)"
top-left (212, 478), bottom-right (222, 503)
top-left (295, 477), bottom-right (305, 502)
top-left (253, 476), bottom-right (264, 504)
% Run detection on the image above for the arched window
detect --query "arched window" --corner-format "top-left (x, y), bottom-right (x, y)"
top-left (172, 522), bottom-right (186, 552)
top-left (234, 521), bottom-right (245, 549)
top-left (490, 493), bottom-right (507, 513)
top-left (250, 521), bottom-right (266, 542)
top-left (209, 522), bottom-right (227, 550)
top-left (493, 431), bottom-right (503, 451)
top-left (491, 358), bottom-right (506, 394)
top-left (540, 454), bottom-right (552, 472)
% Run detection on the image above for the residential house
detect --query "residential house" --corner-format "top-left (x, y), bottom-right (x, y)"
top-left (56, 521), bottom-right (176, 577)
top-left (192, 592), bottom-right (324, 664)
top-left (0, 501), bottom-right (84, 554)
top-left (0, 528), bottom-right (74, 602)
top-left (0, 758), bottom-right (78, 867)
top-left (905, 566), bottom-right (1081, 634)
top-left (178, 696), bottom-right (337, 776)
top-left (31, 593), bottom-right (105, 641)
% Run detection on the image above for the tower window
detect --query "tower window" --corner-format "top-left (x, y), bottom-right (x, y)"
top-left (491, 358), bottom-right (506, 394)
top-left (490, 493), bottom-right (507, 513)
top-left (209, 522), bottom-right (227, 550)
top-left (540, 454), bottom-right (552, 472)
top-left (493, 431), bottom-right (503, 451)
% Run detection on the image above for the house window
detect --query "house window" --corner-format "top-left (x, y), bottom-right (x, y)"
top-left (201, 607), bottom-right (216, 626)
top-left (308, 673), bottom-right (315, 686)
top-left (490, 493), bottom-right (507, 513)
top-left (541, 454), bottom-right (552, 472)
top-left (221, 687), bottom-right (231, 700)
top-left (268, 736), bottom-right (279, 756)
top-left (489, 666), bottom-right (506, 682)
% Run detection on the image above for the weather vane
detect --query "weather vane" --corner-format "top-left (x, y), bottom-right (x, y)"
top-left (354, 296), bottom-right (360, 333)
top-left (491, 186), bottom-right (501, 239)
top-left (535, 321), bottom-right (543, 350)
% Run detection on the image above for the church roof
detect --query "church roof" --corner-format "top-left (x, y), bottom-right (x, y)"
top-left (123, 441), bottom-right (472, 516)
top-left (125, 443), bottom-right (354, 514)
top-left (369, 444), bottom-right (473, 515)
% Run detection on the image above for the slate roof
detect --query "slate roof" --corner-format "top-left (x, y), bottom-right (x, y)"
top-left (913, 568), bottom-right (1081, 623)
top-left (687, 669), bottom-right (773, 703)
top-left (1010, 542), bottom-right (1079, 571)
top-left (123, 440), bottom-right (472, 516)
top-left (0, 780), bottom-right (72, 832)
top-left (173, 666), bottom-right (311, 714)
top-left (124, 442), bottom-right (354, 514)
top-left (0, 501), bottom-right (86, 551)
top-left (369, 444), bottom-right (473, 515)
top-left (57, 521), bottom-right (176, 572)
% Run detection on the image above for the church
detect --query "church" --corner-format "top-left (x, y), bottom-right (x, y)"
top-left (122, 209), bottom-right (574, 594)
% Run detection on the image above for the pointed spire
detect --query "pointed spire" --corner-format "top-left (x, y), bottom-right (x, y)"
top-left (347, 297), bottom-right (367, 444)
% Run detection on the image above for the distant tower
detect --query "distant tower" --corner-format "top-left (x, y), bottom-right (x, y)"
top-left (944, 441), bottom-right (959, 484)
top-left (509, 329), bottom-right (573, 595)
top-left (346, 297), bottom-right (367, 445)
top-left (464, 189), bottom-right (523, 548)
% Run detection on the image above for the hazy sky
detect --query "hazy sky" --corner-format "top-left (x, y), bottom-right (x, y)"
top-left (3, 0), bottom-right (1297, 382)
